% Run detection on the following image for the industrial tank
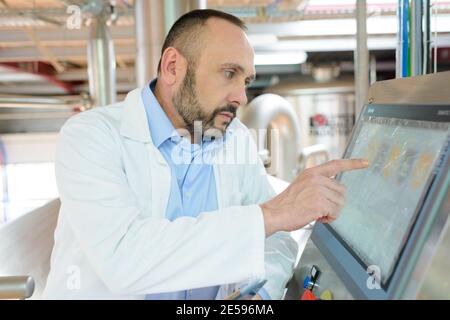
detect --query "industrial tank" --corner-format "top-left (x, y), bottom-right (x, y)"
top-left (238, 93), bottom-right (302, 182)
top-left (265, 79), bottom-right (355, 160)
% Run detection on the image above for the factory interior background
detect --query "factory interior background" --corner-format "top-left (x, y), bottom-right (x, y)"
top-left (1, 0), bottom-right (450, 300)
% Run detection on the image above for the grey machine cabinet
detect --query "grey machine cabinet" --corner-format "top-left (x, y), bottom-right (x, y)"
top-left (285, 71), bottom-right (450, 300)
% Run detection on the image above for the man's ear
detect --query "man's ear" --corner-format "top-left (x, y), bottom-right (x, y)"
top-left (159, 47), bottom-right (185, 86)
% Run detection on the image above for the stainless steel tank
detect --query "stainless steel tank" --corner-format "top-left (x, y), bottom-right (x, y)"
top-left (265, 80), bottom-right (355, 160)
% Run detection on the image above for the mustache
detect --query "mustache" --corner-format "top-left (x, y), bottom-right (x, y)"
top-left (213, 105), bottom-right (237, 118)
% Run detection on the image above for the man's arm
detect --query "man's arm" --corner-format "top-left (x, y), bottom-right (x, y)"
top-left (235, 125), bottom-right (369, 300)
top-left (241, 159), bottom-right (298, 300)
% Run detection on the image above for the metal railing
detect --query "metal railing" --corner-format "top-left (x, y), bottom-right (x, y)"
top-left (0, 276), bottom-right (35, 300)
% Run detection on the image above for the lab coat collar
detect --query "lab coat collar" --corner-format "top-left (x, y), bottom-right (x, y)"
top-left (119, 87), bottom-right (153, 144)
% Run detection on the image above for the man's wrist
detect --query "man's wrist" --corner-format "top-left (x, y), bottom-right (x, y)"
top-left (260, 203), bottom-right (277, 237)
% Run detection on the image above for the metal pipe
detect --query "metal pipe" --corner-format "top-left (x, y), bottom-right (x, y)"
top-left (134, 0), bottom-right (165, 87)
top-left (163, 0), bottom-right (207, 41)
top-left (433, 3), bottom-right (438, 73)
top-left (0, 94), bottom-right (90, 111)
top-left (423, 0), bottom-right (432, 74)
top-left (401, 0), bottom-right (410, 77)
top-left (239, 94), bottom-right (302, 182)
top-left (395, 1), bottom-right (402, 78)
top-left (0, 96), bottom-right (72, 105)
top-left (87, 14), bottom-right (116, 107)
top-left (0, 276), bottom-right (34, 300)
top-left (0, 112), bottom-right (75, 120)
top-left (411, 0), bottom-right (423, 76)
top-left (173, 0), bottom-right (207, 18)
top-left (298, 144), bottom-right (329, 172)
top-left (0, 103), bottom-right (75, 110)
top-left (369, 54), bottom-right (377, 85)
top-left (396, 0), bottom-right (410, 78)
top-left (135, 0), bottom-right (206, 86)
top-left (354, 0), bottom-right (369, 117)
top-left (191, 0), bottom-right (207, 9)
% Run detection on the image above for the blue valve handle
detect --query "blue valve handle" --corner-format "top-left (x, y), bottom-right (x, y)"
top-left (303, 276), bottom-right (312, 289)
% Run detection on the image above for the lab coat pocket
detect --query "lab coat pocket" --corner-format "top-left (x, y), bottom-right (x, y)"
top-left (227, 191), bottom-right (244, 207)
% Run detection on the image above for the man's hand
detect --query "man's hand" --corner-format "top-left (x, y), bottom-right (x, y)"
top-left (261, 159), bottom-right (369, 237)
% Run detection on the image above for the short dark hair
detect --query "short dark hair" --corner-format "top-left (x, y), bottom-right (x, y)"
top-left (157, 9), bottom-right (246, 73)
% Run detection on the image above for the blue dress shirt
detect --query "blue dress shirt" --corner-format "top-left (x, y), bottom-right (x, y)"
top-left (141, 80), bottom-right (271, 300)
top-left (142, 80), bottom-right (220, 300)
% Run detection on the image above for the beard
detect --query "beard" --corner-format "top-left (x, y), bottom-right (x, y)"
top-left (172, 65), bottom-right (237, 137)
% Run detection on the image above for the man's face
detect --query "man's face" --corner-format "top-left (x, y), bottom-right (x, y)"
top-left (172, 18), bottom-right (255, 137)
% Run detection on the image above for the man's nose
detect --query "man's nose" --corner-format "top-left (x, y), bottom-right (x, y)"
top-left (229, 85), bottom-right (248, 107)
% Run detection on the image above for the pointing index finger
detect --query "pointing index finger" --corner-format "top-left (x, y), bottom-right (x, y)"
top-left (313, 159), bottom-right (370, 178)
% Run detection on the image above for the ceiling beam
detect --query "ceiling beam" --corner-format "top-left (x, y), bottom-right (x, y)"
top-left (0, 25), bottom-right (135, 43)
top-left (0, 45), bottom-right (135, 62)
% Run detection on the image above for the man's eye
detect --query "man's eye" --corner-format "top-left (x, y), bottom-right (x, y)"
top-left (224, 70), bottom-right (235, 79)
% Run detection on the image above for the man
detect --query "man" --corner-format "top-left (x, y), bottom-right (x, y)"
top-left (43, 9), bottom-right (368, 299)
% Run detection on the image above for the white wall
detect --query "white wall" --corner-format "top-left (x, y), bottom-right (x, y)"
top-left (0, 133), bottom-right (59, 224)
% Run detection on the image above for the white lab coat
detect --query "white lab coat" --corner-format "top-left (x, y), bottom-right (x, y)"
top-left (42, 87), bottom-right (297, 299)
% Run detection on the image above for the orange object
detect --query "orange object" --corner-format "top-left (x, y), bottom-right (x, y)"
top-left (300, 289), bottom-right (318, 300)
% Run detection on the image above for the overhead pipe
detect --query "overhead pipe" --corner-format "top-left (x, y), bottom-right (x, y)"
top-left (0, 95), bottom-right (86, 105)
top-left (369, 54), bottom-right (377, 85)
top-left (0, 96), bottom-right (70, 105)
top-left (423, 0), bottom-right (432, 74)
top-left (410, 0), bottom-right (423, 76)
top-left (395, 0), bottom-right (402, 78)
top-left (0, 95), bottom-right (90, 111)
top-left (0, 103), bottom-right (76, 111)
top-left (396, 0), bottom-right (432, 77)
top-left (354, 0), bottom-right (369, 116)
top-left (398, 0), bottom-right (410, 77)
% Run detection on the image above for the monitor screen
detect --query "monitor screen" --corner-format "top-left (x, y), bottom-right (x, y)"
top-left (330, 106), bottom-right (450, 286)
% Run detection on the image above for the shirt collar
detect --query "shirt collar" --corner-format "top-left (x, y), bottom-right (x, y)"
top-left (141, 79), bottom-right (179, 148)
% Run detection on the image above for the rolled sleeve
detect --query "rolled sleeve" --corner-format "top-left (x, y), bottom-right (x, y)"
top-left (257, 287), bottom-right (272, 300)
